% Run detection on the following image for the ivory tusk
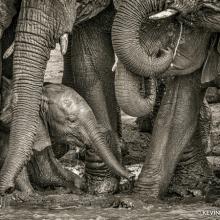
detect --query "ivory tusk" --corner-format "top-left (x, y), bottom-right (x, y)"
top-left (60, 33), bottom-right (68, 55)
top-left (3, 41), bottom-right (15, 59)
top-left (112, 54), bottom-right (119, 72)
top-left (149, 9), bottom-right (178, 20)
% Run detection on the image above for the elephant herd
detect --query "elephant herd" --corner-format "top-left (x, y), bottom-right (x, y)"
top-left (0, 0), bottom-right (220, 207)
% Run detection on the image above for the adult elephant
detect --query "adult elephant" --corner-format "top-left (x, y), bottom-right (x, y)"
top-left (0, 0), bottom-right (83, 195)
top-left (112, 0), bottom-right (220, 200)
top-left (60, 0), bottom-right (157, 194)
top-left (0, 0), bottom-right (137, 195)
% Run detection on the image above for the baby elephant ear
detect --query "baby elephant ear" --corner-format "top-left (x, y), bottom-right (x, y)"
top-left (33, 117), bottom-right (51, 152)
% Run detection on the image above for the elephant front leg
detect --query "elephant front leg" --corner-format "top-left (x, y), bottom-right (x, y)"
top-left (85, 130), bottom-right (119, 194)
top-left (134, 70), bottom-right (205, 200)
top-left (168, 120), bottom-right (211, 199)
top-left (28, 147), bottom-right (85, 193)
top-left (69, 22), bottom-right (121, 194)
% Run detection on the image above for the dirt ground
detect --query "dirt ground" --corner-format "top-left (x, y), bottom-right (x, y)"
top-left (1, 45), bottom-right (220, 219)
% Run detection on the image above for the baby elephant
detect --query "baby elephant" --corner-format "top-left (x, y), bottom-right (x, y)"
top-left (0, 77), bottom-right (133, 194)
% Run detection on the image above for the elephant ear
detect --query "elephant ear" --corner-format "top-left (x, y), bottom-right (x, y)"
top-left (33, 94), bottom-right (51, 152)
top-left (201, 34), bottom-right (220, 84)
top-left (32, 117), bottom-right (51, 152)
top-left (75, 0), bottom-right (111, 24)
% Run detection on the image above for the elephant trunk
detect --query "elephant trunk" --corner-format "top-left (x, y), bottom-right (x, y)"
top-left (0, 5), bottom-right (51, 194)
top-left (112, 0), bottom-right (173, 77)
top-left (79, 107), bottom-right (131, 180)
top-left (115, 61), bottom-right (156, 117)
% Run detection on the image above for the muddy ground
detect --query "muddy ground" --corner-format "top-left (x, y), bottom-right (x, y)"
top-left (1, 45), bottom-right (220, 219)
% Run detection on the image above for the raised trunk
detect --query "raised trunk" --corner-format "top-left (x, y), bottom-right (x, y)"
top-left (115, 61), bottom-right (156, 117)
top-left (0, 3), bottom-right (51, 194)
top-left (112, 0), bottom-right (173, 77)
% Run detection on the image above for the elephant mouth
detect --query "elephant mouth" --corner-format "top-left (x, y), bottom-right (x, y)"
top-left (51, 128), bottom-right (87, 149)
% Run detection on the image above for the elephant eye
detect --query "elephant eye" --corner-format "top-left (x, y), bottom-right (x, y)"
top-left (68, 114), bottom-right (77, 123)
top-left (63, 99), bottom-right (72, 107)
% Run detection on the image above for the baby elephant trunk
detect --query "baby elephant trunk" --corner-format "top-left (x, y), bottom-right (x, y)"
top-left (78, 105), bottom-right (131, 180)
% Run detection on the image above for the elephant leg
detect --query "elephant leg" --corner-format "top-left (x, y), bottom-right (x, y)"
top-left (0, 131), bottom-right (34, 197)
top-left (134, 70), bottom-right (205, 199)
top-left (15, 167), bottom-right (34, 195)
top-left (70, 23), bottom-right (121, 194)
top-left (27, 147), bottom-right (85, 193)
top-left (168, 120), bottom-right (211, 198)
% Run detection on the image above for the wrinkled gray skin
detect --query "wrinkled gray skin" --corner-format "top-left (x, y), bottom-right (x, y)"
top-left (0, 0), bottom-right (129, 195)
top-left (0, 0), bottom-right (80, 195)
top-left (0, 0), bottom-right (139, 195)
top-left (0, 78), bottom-right (133, 194)
top-left (0, 0), bottom-right (17, 106)
top-left (62, 1), bottom-right (156, 194)
top-left (112, 0), bottom-right (220, 201)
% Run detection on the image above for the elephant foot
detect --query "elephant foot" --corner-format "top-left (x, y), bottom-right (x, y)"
top-left (28, 147), bottom-right (86, 192)
top-left (0, 166), bottom-right (37, 208)
top-left (15, 166), bottom-right (34, 195)
top-left (85, 173), bottom-right (119, 195)
top-left (168, 152), bottom-right (210, 199)
top-left (84, 141), bottom-right (120, 195)
top-left (204, 175), bottom-right (220, 203)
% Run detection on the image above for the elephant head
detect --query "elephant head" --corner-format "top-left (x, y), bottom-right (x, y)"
top-left (112, 0), bottom-right (201, 78)
top-left (111, 0), bottom-right (214, 117)
top-left (0, 0), bottom-right (79, 194)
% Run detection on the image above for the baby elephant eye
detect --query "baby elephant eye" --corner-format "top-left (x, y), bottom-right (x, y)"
top-left (68, 114), bottom-right (77, 122)
top-left (63, 99), bottom-right (72, 107)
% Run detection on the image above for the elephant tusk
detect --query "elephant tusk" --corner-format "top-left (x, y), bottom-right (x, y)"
top-left (149, 9), bottom-right (178, 20)
top-left (60, 33), bottom-right (68, 55)
top-left (112, 54), bottom-right (119, 72)
top-left (3, 41), bottom-right (15, 59)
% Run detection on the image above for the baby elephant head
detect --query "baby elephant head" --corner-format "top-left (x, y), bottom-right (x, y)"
top-left (42, 84), bottom-right (133, 181)
top-left (0, 81), bottom-right (133, 185)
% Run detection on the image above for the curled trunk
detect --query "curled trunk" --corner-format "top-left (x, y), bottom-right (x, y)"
top-left (112, 0), bottom-right (173, 77)
top-left (115, 61), bottom-right (156, 117)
